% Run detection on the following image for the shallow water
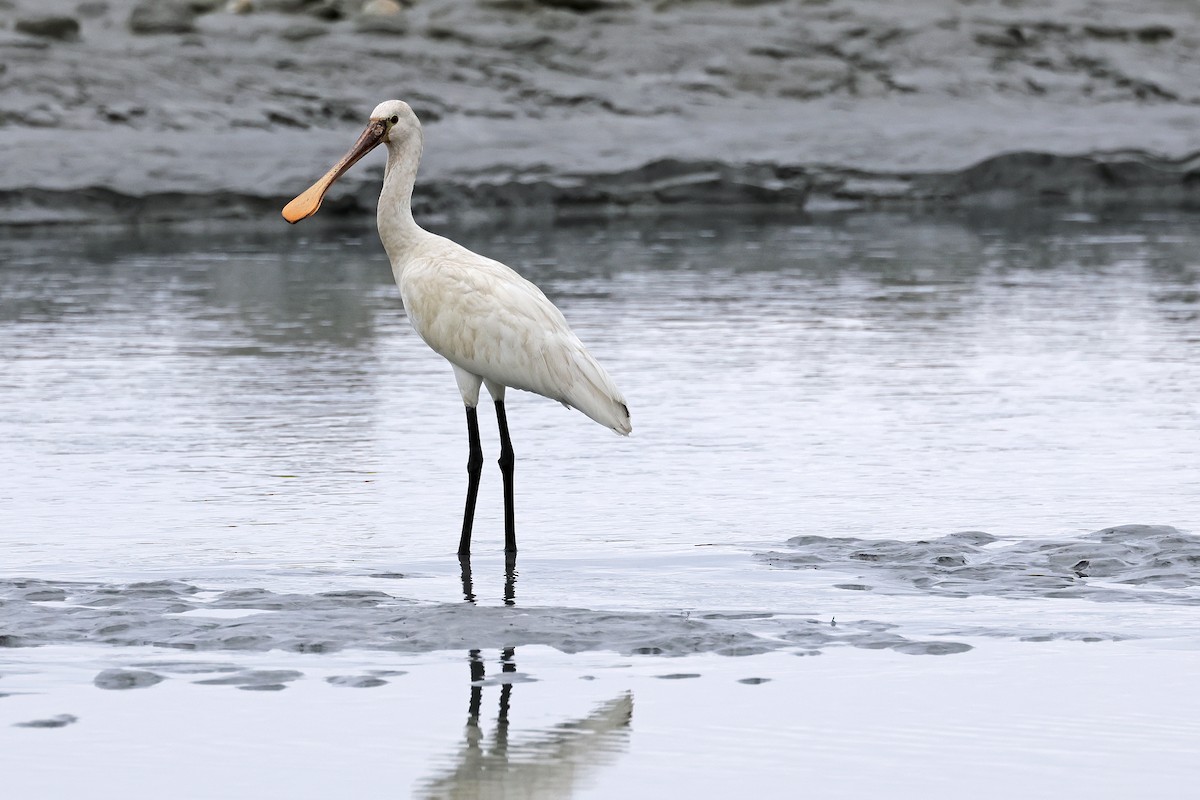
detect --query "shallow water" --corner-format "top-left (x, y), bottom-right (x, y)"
top-left (2, 209), bottom-right (1199, 797)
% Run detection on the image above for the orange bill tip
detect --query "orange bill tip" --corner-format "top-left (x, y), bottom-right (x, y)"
top-left (281, 120), bottom-right (387, 225)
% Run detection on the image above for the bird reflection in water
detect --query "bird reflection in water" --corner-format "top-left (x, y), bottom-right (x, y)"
top-left (417, 648), bottom-right (634, 799)
top-left (460, 553), bottom-right (517, 607)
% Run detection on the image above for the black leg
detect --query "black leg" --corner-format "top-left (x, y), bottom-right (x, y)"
top-left (494, 400), bottom-right (516, 553)
top-left (459, 406), bottom-right (484, 557)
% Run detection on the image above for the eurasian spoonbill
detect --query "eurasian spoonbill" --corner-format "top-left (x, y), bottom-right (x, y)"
top-left (282, 100), bottom-right (631, 557)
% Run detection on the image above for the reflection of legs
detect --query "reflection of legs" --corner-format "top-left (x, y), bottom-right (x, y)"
top-left (423, 648), bottom-right (634, 798)
top-left (468, 649), bottom-right (485, 716)
top-left (465, 649), bottom-right (485, 756)
top-left (462, 553), bottom-right (515, 605)
top-left (460, 554), bottom-right (476, 603)
top-left (493, 648), bottom-right (516, 758)
top-left (495, 400), bottom-right (516, 554)
top-left (504, 552), bottom-right (517, 606)
top-left (464, 649), bottom-right (517, 760)
top-left (500, 647), bottom-right (516, 682)
top-left (459, 406), bottom-right (483, 557)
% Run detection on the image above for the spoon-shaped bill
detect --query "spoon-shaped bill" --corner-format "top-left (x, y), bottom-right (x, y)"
top-left (282, 120), bottom-right (387, 224)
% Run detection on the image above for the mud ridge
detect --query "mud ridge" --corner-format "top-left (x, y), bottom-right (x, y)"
top-left (760, 524), bottom-right (1200, 604)
top-left (0, 578), bottom-right (969, 657)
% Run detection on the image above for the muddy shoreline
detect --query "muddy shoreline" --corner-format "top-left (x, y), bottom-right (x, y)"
top-left (4, 0), bottom-right (1200, 225)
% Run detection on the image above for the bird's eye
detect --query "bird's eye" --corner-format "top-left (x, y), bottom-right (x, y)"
top-left (389, 114), bottom-right (399, 125)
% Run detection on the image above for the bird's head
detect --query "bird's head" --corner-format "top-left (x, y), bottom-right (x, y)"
top-left (282, 99), bottom-right (420, 224)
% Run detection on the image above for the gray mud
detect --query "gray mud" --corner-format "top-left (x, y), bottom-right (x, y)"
top-left (760, 524), bottom-right (1200, 604)
top-left (5, 0), bottom-right (1200, 224)
top-left (13, 713), bottom-right (78, 728)
top-left (0, 577), bottom-right (970, 657)
top-left (13, 523), bottom-right (1190, 660)
top-left (326, 674), bottom-right (389, 688)
top-left (93, 668), bottom-right (164, 689)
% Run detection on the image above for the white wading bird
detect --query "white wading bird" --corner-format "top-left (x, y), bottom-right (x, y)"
top-left (283, 100), bottom-right (631, 557)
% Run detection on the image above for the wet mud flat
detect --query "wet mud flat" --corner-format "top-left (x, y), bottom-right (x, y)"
top-left (3, 531), bottom-right (1200, 799)
top-left (4, 517), bottom-right (1200, 797)
top-left (7, 0), bottom-right (1200, 224)
top-left (3, 525), bottom-right (1200, 667)
top-left (762, 524), bottom-right (1200, 605)
top-left (0, 572), bottom-right (976, 658)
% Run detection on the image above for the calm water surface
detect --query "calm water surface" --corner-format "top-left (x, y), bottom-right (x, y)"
top-left (2, 209), bottom-right (1199, 797)
top-left (3, 210), bottom-right (1197, 578)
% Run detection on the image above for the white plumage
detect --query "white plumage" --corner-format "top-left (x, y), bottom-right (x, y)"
top-left (283, 99), bottom-right (629, 556)
top-left (397, 233), bottom-right (631, 434)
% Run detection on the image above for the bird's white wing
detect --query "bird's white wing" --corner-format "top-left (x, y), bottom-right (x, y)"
top-left (400, 240), bottom-right (631, 434)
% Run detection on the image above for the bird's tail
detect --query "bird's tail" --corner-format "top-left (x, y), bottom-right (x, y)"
top-left (563, 350), bottom-right (632, 436)
top-left (570, 395), bottom-right (631, 436)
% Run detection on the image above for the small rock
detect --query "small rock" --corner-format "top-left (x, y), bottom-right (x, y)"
top-left (15, 714), bottom-right (78, 728)
top-left (355, 0), bottom-right (404, 32)
top-left (894, 641), bottom-right (974, 656)
top-left (129, 0), bottom-right (197, 34)
top-left (326, 675), bottom-right (388, 688)
top-left (15, 16), bottom-right (81, 41)
top-left (227, 0), bottom-right (254, 12)
top-left (94, 669), bottom-right (164, 690)
top-left (362, 0), bottom-right (403, 14)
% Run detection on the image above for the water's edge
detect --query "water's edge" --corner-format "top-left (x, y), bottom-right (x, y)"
top-left (8, 149), bottom-right (1200, 227)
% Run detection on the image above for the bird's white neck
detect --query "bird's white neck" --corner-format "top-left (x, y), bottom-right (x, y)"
top-left (377, 131), bottom-right (427, 266)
